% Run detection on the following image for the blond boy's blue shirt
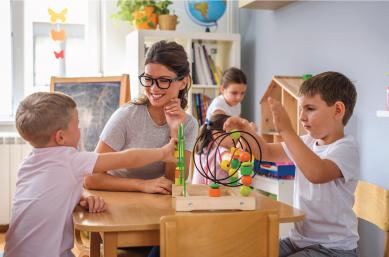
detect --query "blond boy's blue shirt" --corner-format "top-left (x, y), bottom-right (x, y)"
top-left (281, 134), bottom-right (360, 250)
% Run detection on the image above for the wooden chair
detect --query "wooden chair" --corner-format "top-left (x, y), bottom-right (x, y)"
top-left (160, 210), bottom-right (279, 257)
top-left (353, 180), bottom-right (389, 257)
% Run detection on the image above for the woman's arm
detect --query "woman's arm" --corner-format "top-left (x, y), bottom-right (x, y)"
top-left (83, 141), bottom-right (173, 194)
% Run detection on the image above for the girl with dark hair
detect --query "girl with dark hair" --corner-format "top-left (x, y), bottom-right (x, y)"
top-left (84, 40), bottom-right (198, 194)
top-left (192, 113), bottom-right (233, 185)
top-left (205, 67), bottom-right (247, 120)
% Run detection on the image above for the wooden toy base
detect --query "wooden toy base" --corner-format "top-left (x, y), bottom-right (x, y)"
top-left (172, 184), bottom-right (256, 211)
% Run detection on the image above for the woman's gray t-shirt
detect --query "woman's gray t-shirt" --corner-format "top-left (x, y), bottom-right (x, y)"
top-left (100, 104), bottom-right (198, 179)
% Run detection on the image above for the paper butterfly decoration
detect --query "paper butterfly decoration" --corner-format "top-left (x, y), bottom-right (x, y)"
top-left (48, 8), bottom-right (67, 24)
top-left (50, 29), bottom-right (66, 41)
top-left (54, 50), bottom-right (64, 59)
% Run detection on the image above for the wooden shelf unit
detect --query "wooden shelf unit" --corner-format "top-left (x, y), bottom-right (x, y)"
top-left (376, 110), bottom-right (389, 117)
top-left (260, 76), bottom-right (305, 142)
top-left (239, 0), bottom-right (296, 10)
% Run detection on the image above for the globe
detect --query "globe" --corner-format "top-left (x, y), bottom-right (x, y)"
top-left (185, 0), bottom-right (226, 32)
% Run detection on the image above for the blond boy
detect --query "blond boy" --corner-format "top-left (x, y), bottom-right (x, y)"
top-left (224, 72), bottom-right (359, 257)
top-left (5, 92), bottom-right (176, 257)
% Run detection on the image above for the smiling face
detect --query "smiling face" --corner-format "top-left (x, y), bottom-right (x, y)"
top-left (298, 93), bottom-right (344, 144)
top-left (143, 63), bottom-right (187, 108)
top-left (221, 83), bottom-right (247, 107)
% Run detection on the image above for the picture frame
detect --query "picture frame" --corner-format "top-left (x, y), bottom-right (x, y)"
top-left (50, 75), bottom-right (130, 151)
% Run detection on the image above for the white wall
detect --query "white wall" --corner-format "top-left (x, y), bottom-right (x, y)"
top-left (239, 2), bottom-right (389, 256)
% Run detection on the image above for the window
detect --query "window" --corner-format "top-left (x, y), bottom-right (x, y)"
top-left (25, 0), bottom-right (100, 94)
top-left (0, 1), bottom-right (13, 119)
top-left (2, 0), bottom-right (102, 118)
top-left (33, 22), bottom-right (85, 87)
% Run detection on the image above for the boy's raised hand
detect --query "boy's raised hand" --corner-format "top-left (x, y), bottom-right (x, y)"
top-left (267, 97), bottom-right (294, 135)
top-left (161, 138), bottom-right (178, 163)
top-left (79, 195), bottom-right (106, 213)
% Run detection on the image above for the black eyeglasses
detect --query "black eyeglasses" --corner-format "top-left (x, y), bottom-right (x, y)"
top-left (138, 73), bottom-right (184, 89)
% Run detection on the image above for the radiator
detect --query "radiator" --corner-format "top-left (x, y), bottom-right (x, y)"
top-left (0, 133), bottom-right (32, 225)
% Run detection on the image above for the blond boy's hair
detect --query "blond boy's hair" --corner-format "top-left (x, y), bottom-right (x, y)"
top-left (16, 92), bottom-right (76, 147)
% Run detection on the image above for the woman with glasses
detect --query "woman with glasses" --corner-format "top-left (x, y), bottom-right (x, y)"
top-left (84, 40), bottom-right (198, 194)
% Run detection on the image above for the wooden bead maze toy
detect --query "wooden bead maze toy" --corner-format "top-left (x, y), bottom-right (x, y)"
top-left (172, 128), bottom-right (262, 211)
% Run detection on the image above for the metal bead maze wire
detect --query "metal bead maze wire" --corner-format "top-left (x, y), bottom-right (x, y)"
top-left (192, 130), bottom-right (262, 187)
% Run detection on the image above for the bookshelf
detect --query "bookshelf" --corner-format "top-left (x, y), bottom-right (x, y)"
top-left (126, 30), bottom-right (241, 125)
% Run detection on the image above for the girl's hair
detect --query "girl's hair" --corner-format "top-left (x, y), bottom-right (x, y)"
top-left (220, 67), bottom-right (247, 89)
top-left (133, 40), bottom-right (192, 109)
top-left (195, 113), bottom-right (231, 154)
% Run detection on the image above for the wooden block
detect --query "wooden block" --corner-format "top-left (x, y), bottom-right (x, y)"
top-left (172, 184), bottom-right (256, 211)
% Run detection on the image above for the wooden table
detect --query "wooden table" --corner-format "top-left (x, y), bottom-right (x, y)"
top-left (73, 189), bottom-right (304, 257)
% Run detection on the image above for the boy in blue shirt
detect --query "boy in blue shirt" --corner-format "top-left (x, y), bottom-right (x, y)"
top-left (224, 71), bottom-right (359, 257)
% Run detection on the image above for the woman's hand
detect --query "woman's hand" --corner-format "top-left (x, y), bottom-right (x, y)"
top-left (164, 98), bottom-right (186, 137)
top-left (138, 176), bottom-right (172, 195)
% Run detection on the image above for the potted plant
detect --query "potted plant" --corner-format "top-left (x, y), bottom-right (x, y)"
top-left (112, 0), bottom-right (158, 30)
top-left (155, 0), bottom-right (178, 30)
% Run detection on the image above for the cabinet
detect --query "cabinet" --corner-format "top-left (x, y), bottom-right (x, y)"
top-left (253, 175), bottom-right (294, 237)
top-left (126, 30), bottom-right (241, 125)
top-left (260, 76), bottom-right (305, 142)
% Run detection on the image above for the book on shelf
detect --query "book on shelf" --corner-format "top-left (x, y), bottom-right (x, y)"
top-left (192, 93), bottom-right (212, 125)
top-left (192, 40), bottom-right (222, 87)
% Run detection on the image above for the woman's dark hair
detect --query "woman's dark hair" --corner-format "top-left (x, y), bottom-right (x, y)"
top-left (221, 67), bottom-right (247, 89)
top-left (133, 40), bottom-right (191, 109)
top-left (195, 113), bottom-right (231, 154)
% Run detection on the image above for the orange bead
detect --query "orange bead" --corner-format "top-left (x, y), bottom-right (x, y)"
top-left (175, 168), bottom-right (180, 178)
top-left (208, 188), bottom-right (221, 197)
top-left (239, 151), bottom-right (251, 162)
top-left (241, 175), bottom-right (252, 186)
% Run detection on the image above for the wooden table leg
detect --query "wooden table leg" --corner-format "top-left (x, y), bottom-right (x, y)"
top-left (103, 232), bottom-right (118, 257)
top-left (90, 232), bottom-right (101, 257)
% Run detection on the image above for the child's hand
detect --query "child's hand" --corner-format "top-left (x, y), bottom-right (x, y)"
top-left (161, 138), bottom-right (178, 163)
top-left (267, 97), bottom-right (294, 135)
top-left (223, 116), bottom-right (255, 134)
top-left (79, 195), bottom-right (106, 213)
top-left (164, 98), bottom-right (186, 137)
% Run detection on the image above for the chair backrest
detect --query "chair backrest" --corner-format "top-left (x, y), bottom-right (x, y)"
top-left (160, 210), bottom-right (279, 257)
top-left (353, 180), bottom-right (389, 257)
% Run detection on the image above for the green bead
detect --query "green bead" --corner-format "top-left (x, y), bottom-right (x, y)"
top-left (240, 166), bottom-right (253, 176)
top-left (209, 183), bottom-right (220, 189)
top-left (230, 129), bottom-right (240, 140)
top-left (240, 186), bottom-right (252, 197)
top-left (229, 177), bottom-right (239, 186)
top-left (230, 159), bottom-right (240, 169)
